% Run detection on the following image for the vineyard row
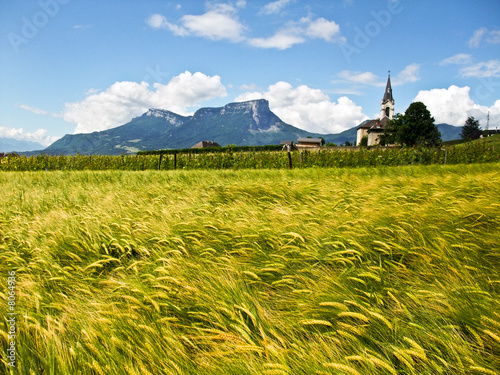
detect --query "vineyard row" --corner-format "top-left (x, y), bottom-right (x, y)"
top-left (0, 143), bottom-right (498, 172)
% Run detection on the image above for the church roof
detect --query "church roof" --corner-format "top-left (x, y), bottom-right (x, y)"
top-left (382, 74), bottom-right (393, 104)
top-left (357, 117), bottom-right (391, 131)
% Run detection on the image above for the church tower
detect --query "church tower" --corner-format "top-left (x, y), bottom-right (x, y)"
top-left (380, 73), bottom-right (394, 120)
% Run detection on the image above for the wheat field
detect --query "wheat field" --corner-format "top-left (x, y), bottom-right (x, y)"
top-left (1, 164), bottom-right (499, 374)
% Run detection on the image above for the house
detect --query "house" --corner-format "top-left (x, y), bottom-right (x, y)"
top-left (296, 138), bottom-right (323, 148)
top-left (191, 141), bottom-right (221, 149)
top-left (357, 73), bottom-right (394, 146)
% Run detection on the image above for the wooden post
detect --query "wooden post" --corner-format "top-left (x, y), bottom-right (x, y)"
top-left (174, 153), bottom-right (177, 170)
top-left (158, 154), bottom-right (163, 170)
top-left (45, 155), bottom-right (49, 171)
top-left (287, 151), bottom-right (292, 169)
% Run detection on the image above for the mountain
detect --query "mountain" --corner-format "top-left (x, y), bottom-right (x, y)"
top-left (44, 108), bottom-right (190, 155)
top-left (33, 100), bottom-right (464, 156)
top-left (0, 137), bottom-right (44, 153)
top-left (42, 100), bottom-right (351, 155)
top-left (436, 123), bottom-right (462, 142)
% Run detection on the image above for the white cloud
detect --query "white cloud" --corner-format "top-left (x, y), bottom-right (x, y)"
top-left (147, 4), bottom-right (245, 42)
top-left (249, 17), bottom-right (343, 50)
top-left (248, 27), bottom-right (305, 49)
top-left (338, 71), bottom-right (381, 86)
top-left (337, 64), bottom-right (420, 87)
top-left (413, 85), bottom-right (500, 126)
top-left (486, 30), bottom-right (500, 44)
top-left (147, 5), bottom-right (343, 50)
top-left (147, 14), bottom-right (167, 29)
top-left (393, 63), bottom-right (420, 85)
top-left (305, 17), bottom-right (343, 42)
top-left (236, 0), bottom-right (247, 8)
top-left (468, 27), bottom-right (500, 48)
top-left (18, 104), bottom-right (60, 118)
top-left (439, 53), bottom-right (472, 65)
top-left (0, 126), bottom-right (59, 147)
top-left (63, 71), bottom-right (227, 134)
top-left (460, 60), bottom-right (500, 78)
top-left (260, 0), bottom-right (293, 15)
top-left (181, 4), bottom-right (246, 42)
top-left (236, 81), bottom-right (368, 133)
top-left (468, 27), bottom-right (487, 48)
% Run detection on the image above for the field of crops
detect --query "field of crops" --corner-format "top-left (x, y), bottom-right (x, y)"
top-left (1, 139), bottom-right (499, 171)
top-left (1, 164), bottom-right (499, 374)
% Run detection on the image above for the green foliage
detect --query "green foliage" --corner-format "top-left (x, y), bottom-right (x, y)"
top-left (0, 164), bottom-right (499, 374)
top-left (138, 144), bottom-right (283, 155)
top-left (359, 136), bottom-right (368, 147)
top-left (1, 141), bottom-right (500, 172)
top-left (461, 116), bottom-right (482, 140)
top-left (384, 102), bottom-right (442, 147)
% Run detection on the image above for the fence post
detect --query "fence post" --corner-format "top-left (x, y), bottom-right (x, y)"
top-left (45, 155), bottom-right (49, 171)
top-left (174, 153), bottom-right (177, 170)
top-left (158, 154), bottom-right (163, 170)
top-left (287, 151), bottom-right (292, 169)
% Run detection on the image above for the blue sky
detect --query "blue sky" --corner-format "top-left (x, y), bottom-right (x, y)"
top-left (1, 0), bottom-right (499, 146)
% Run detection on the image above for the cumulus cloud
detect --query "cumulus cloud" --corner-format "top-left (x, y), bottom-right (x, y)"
top-left (248, 16), bottom-right (343, 49)
top-left (413, 85), bottom-right (500, 127)
top-left (236, 81), bottom-right (368, 133)
top-left (147, 4), bottom-right (343, 50)
top-left (0, 126), bottom-right (59, 147)
top-left (63, 71), bottom-right (227, 134)
top-left (147, 4), bottom-right (245, 42)
top-left (305, 17), bottom-right (344, 42)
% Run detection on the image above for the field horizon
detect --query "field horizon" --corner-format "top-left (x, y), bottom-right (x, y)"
top-left (1, 164), bottom-right (499, 374)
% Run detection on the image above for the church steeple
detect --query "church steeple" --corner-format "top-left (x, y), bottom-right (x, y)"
top-left (381, 72), bottom-right (394, 119)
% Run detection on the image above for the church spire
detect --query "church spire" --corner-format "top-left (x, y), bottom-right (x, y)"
top-left (381, 71), bottom-right (394, 119)
top-left (382, 72), bottom-right (393, 104)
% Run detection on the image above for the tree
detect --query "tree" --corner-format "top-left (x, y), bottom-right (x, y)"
top-left (460, 116), bottom-right (482, 140)
top-left (359, 135), bottom-right (368, 147)
top-left (383, 102), bottom-right (441, 147)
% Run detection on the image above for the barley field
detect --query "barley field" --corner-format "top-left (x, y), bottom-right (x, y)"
top-left (1, 164), bottom-right (499, 374)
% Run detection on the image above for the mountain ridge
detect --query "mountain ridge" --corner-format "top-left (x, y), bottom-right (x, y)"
top-left (31, 99), bottom-right (462, 155)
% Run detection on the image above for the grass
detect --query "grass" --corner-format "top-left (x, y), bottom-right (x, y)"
top-left (1, 164), bottom-right (499, 374)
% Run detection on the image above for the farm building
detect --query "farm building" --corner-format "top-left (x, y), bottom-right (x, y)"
top-left (296, 138), bottom-right (323, 148)
top-left (357, 73), bottom-right (394, 146)
top-left (191, 141), bottom-right (221, 149)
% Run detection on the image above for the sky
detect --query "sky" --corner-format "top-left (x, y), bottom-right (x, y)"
top-left (1, 0), bottom-right (499, 147)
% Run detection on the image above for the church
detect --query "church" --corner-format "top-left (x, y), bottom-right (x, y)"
top-left (356, 74), bottom-right (394, 146)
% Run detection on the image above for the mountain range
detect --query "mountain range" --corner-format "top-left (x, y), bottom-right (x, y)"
top-left (0, 138), bottom-right (44, 153)
top-left (23, 99), bottom-right (461, 155)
